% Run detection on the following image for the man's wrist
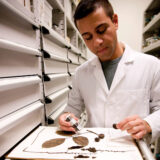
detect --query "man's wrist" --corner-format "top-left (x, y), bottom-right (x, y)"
top-left (143, 120), bottom-right (152, 133)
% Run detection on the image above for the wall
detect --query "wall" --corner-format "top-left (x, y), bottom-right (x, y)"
top-left (110, 0), bottom-right (152, 51)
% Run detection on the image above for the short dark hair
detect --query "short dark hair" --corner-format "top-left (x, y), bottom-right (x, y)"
top-left (74, 0), bottom-right (114, 27)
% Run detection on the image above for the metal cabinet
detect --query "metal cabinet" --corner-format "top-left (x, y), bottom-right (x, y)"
top-left (0, 0), bottom-right (44, 157)
top-left (0, 0), bottom-right (88, 157)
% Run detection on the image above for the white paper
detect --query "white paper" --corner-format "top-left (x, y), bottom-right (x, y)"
top-left (8, 126), bottom-right (143, 160)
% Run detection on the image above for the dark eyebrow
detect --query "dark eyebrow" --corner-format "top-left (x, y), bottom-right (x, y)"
top-left (81, 23), bottom-right (108, 36)
top-left (95, 23), bottom-right (108, 30)
top-left (82, 32), bottom-right (90, 37)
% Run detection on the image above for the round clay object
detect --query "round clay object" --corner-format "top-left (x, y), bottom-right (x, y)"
top-left (95, 137), bottom-right (100, 142)
top-left (113, 123), bottom-right (118, 129)
top-left (98, 134), bottom-right (104, 139)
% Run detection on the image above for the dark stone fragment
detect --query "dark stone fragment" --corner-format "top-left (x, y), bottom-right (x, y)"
top-left (113, 123), bottom-right (118, 129)
top-left (95, 137), bottom-right (100, 142)
top-left (68, 146), bottom-right (84, 149)
top-left (98, 134), bottom-right (104, 139)
top-left (88, 147), bottom-right (96, 152)
top-left (74, 155), bottom-right (89, 158)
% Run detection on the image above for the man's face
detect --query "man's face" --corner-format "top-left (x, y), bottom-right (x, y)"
top-left (76, 7), bottom-right (118, 61)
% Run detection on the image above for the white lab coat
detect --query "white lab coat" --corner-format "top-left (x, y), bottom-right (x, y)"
top-left (64, 44), bottom-right (160, 142)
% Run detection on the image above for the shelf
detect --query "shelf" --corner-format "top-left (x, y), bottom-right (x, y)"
top-left (142, 0), bottom-right (160, 59)
top-left (143, 12), bottom-right (160, 33)
top-left (47, 0), bottom-right (64, 12)
top-left (145, 0), bottom-right (160, 12)
top-left (142, 40), bottom-right (160, 53)
top-left (66, 15), bottom-right (77, 47)
top-left (0, 0), bottom-right (39, 28)
top-left (72, 0), bottom-right (78, 7)
top-left (41, 26), bottom-right (69, 48)
top-left (0, 39), bottom-right (41, 56)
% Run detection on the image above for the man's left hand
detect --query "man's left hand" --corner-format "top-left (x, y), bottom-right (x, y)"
top-left (116, 115), bottom-right (152, 139)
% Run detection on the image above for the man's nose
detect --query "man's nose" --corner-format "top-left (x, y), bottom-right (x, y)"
top-left (93, 36), bottom-right (103, 47)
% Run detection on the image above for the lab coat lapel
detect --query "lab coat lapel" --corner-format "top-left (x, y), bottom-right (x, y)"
top-left (109, 60), bottom-right (126, 92)
top-left (91, 57), bottom-right (109, 95)
top-left (110, 45), bottom-right (135, 93)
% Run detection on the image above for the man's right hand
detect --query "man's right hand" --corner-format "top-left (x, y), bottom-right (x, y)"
top-left (58, 113), bottom-right (79, 132)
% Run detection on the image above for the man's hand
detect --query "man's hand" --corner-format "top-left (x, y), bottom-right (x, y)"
top-left (58, 113), bottom-right (79, 132)
top-left (116, 115), bottom-right (152, 139)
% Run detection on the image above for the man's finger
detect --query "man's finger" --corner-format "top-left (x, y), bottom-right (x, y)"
top-left (60, 125), bottom-right (76, 132)
top-left (132, 130), bottom-right (145, 140)
top-left (127, 125), bottom-right (143, 134)
top-left (117, 115), bottom-right (139, 129)
top-left (120, 119), bottom-right (141, 131)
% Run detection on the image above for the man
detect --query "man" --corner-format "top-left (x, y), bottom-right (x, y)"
top-left (59, 0), bottom-right (160, 142)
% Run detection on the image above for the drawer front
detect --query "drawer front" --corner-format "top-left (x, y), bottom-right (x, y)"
top-left (49, 103), bottom-right (67, 120)
top-left (44, 59), bottom-right (68, 74)
top-left (0, 49), bottom-right (41, 77)
top-left (0, 7), bottom-right (38, 49)
top-left (68, 63), bottom-right (79, 73)
top-left (45, 88), bottom-right (69, 117)
top-left (68, 51), bottom-right (79, 64)
top-left (44, 74), bottom-right (69, 96)
top-left (0, 76), bottom-right (42, 118)
top-left (79, 56), bottom-right (87, 64)
top-left (68, 75), bottom-right (74, 86)
top-left (0, 101), bottom-right (44, 157)
top-left (43, 37), bottom-right (68, 59)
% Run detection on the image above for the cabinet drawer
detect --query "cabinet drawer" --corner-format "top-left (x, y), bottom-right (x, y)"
top-left (49, 103), bottom-right (67, 120)
top-left (45, 87), bottom-right (69, 117)
top-left (44, 59), bottom-right (68, 74)
top-left (0, 101), bottom-right (44, 157)
top-left (0, 49), bottom-right (41, 77)
top-left (68, 50), bottom-right (79, 64)
top-left (0, 5), bottom-right (37, 48)
top-left (0, 76), bottom-right (42, 118)
top-left (68, 63), bottom-right (79, 73)
top-left (43, 38), bottom-right (68, 59)
top-left (79, 56), bottom-right (87, 64)
top-left (44, 73), bottom-right (69, 95)
top-left (68, 73), bottom-right (74, 86)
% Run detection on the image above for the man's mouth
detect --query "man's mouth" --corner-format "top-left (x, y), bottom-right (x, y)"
top-left (97, 47), bottom-right (108, 54)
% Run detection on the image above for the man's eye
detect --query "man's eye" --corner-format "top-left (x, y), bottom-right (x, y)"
top-left (84, 35), bottom-right (92, 40)
top-left (97, 27), bottom-right (106, 34)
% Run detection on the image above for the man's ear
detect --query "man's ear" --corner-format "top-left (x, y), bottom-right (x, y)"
top-left (112, 14), bottom-right (118, 29)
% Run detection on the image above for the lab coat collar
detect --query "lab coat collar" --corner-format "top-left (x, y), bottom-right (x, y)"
top-left (89, 43), bottom-right (136, 95)
top-left (121, 43), bottom-right (135, 64)
top-left (90, 43), bottom-right (135, 67)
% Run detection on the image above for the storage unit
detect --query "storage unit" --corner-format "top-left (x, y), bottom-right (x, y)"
top-left (40, 0), bottom-right (87, 123)
top-left (142, 1), bottom-right (160, 158)
top-left (142, 0), bottom-right (160, 58)
top-left (0, 0), bottom-right (88, 157)
top-left (0, 0), bottom-right (45, 157)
